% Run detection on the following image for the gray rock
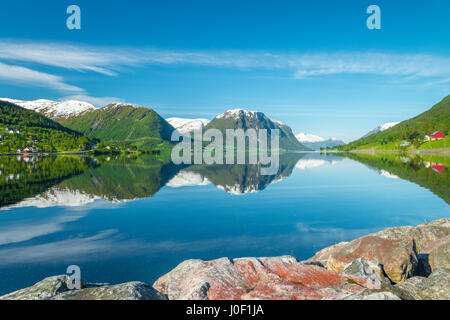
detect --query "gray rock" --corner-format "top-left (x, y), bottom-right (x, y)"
top-left (53, 281), bottom-right (167, 300)
top-left (363, 292), bottom-right (401, 300)
top-left (0, 275), bottom-right (76, 300)
top-left (416, 235), bottom-right (450, 276)
top-left (0, 275), bottom-right (167, 300)
top-left (342, 258), bottom-right (389, 289)
top-left (428, 236), bottom-right (450, 271)
top-left (345, 290), bottom-right (401, 300)
top-left (390, 268), bottom-right (450, 300)
top-left (374, 218), bottom-right (450, 253)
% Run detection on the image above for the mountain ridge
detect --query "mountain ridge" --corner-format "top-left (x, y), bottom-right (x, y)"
top-left (205, 109), bottom-right (311, 151)
top-left (0, 98), bottom-right (96, 121)
top-left (295, 133), bottom-right (345, 150)
top-left (362, 121), bottom-right (400, 138)
top-left (59, 103), bottom-right (176, 148)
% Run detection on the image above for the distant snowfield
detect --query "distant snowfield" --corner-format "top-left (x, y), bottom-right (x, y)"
top-left (166, 117), bottom-right (210, 135)
top-left (0, 98), bottom-right (96, 119)
top-left (295, 132), bottom-right (341, 143)
top-left (363, 122), bottom-right (400, 138)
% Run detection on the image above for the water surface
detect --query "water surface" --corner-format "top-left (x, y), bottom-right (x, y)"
top-left (0, 152), bottom-right (448, 295)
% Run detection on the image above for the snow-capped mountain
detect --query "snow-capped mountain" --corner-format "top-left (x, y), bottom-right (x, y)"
top-left (207, 108), bottom-right (310, 151)
top-left (103, 102), bottom-right (138, 109)
top-left (214, 109), bottom-right (292, 128)
top-left (166, 117), bottom-right (210, 135)
top-left (295, 133), bottom-right (345, 150)
top-left (214, 108), bottom-right (262, 120)
top-left (362, 122), bottom-right (400, 138)
top-left (0, 98), bottom-right (96, 120)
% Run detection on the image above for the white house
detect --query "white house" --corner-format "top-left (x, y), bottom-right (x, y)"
top-left (400, 141), bottom-right (410, 147)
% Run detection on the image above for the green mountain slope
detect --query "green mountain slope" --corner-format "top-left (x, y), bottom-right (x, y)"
top-left (60, 103), bottom-right (175, 147)
top-left (339, 95), bottom-right (450, 150)
top-left (0, 100), bottom-right (92, 153)
top-left (204, 109), bottom-right (311, 151)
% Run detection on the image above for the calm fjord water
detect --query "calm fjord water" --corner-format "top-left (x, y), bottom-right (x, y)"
top-left (0, 153), bottom-right (448, 295)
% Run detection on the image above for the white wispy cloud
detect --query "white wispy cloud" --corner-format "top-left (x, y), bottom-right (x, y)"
top-left (292, 53), bottom-right (450, 79)
top-left (1, 40), bottom-right (450, 78)
top-left (0, 40), bottom-right (141, 76)
top-left (0, 61), bottom-right (83, 93)
top-left (424, 77), bottom-right (450, 87)
top-left (0, 210), bottom-right (87, 246)
top-left (0, 39), bottom-right (449, 93)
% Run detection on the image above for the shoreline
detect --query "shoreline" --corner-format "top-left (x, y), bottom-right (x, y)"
top-left (0, 151), bottom-right (90, 156)
top-left (3, 149), bottom-right (449, 157)
top-left (344, 148), bottom-right (450, 156)
top-left (0, 150), bottom-right (142, 157)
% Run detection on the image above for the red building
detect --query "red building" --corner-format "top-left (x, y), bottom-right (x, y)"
top-left (430, 131), bottom-right (444, 141)
top-left (431, 163), bottom-right (445, 173)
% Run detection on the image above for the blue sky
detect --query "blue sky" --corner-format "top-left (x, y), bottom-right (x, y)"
top-left (0, 0), bottom-right (449, 141)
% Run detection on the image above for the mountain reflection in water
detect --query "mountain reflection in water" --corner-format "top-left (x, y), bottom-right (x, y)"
top-left (0, 152), bottom-right (448, 209)
top-left (341, 152), bottom-right (449, 204)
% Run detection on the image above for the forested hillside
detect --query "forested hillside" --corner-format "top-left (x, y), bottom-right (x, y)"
top-left (0, 100), bottom-right (92, 153)
top-left (60, 103), bottom-right (175, 149)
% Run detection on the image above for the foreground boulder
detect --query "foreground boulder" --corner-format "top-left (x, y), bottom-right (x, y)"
top-left (374, 219), bottom-right (450, 252)
top-left (390, 268), bottom-right (450, 300)
top-left (423, 235), bottom-right (450, 272)
top-left (0, 275), bottom-right (167, 300)
top-left (311, 236), bottom-right (417, 283)
top-left (153, 255), bottom-right (378, 300)
top-left (308, 218), bottom-right (450, 283)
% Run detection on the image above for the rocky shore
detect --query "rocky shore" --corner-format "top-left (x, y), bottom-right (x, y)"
top-left (1, 218), bottom-right (449, 300)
